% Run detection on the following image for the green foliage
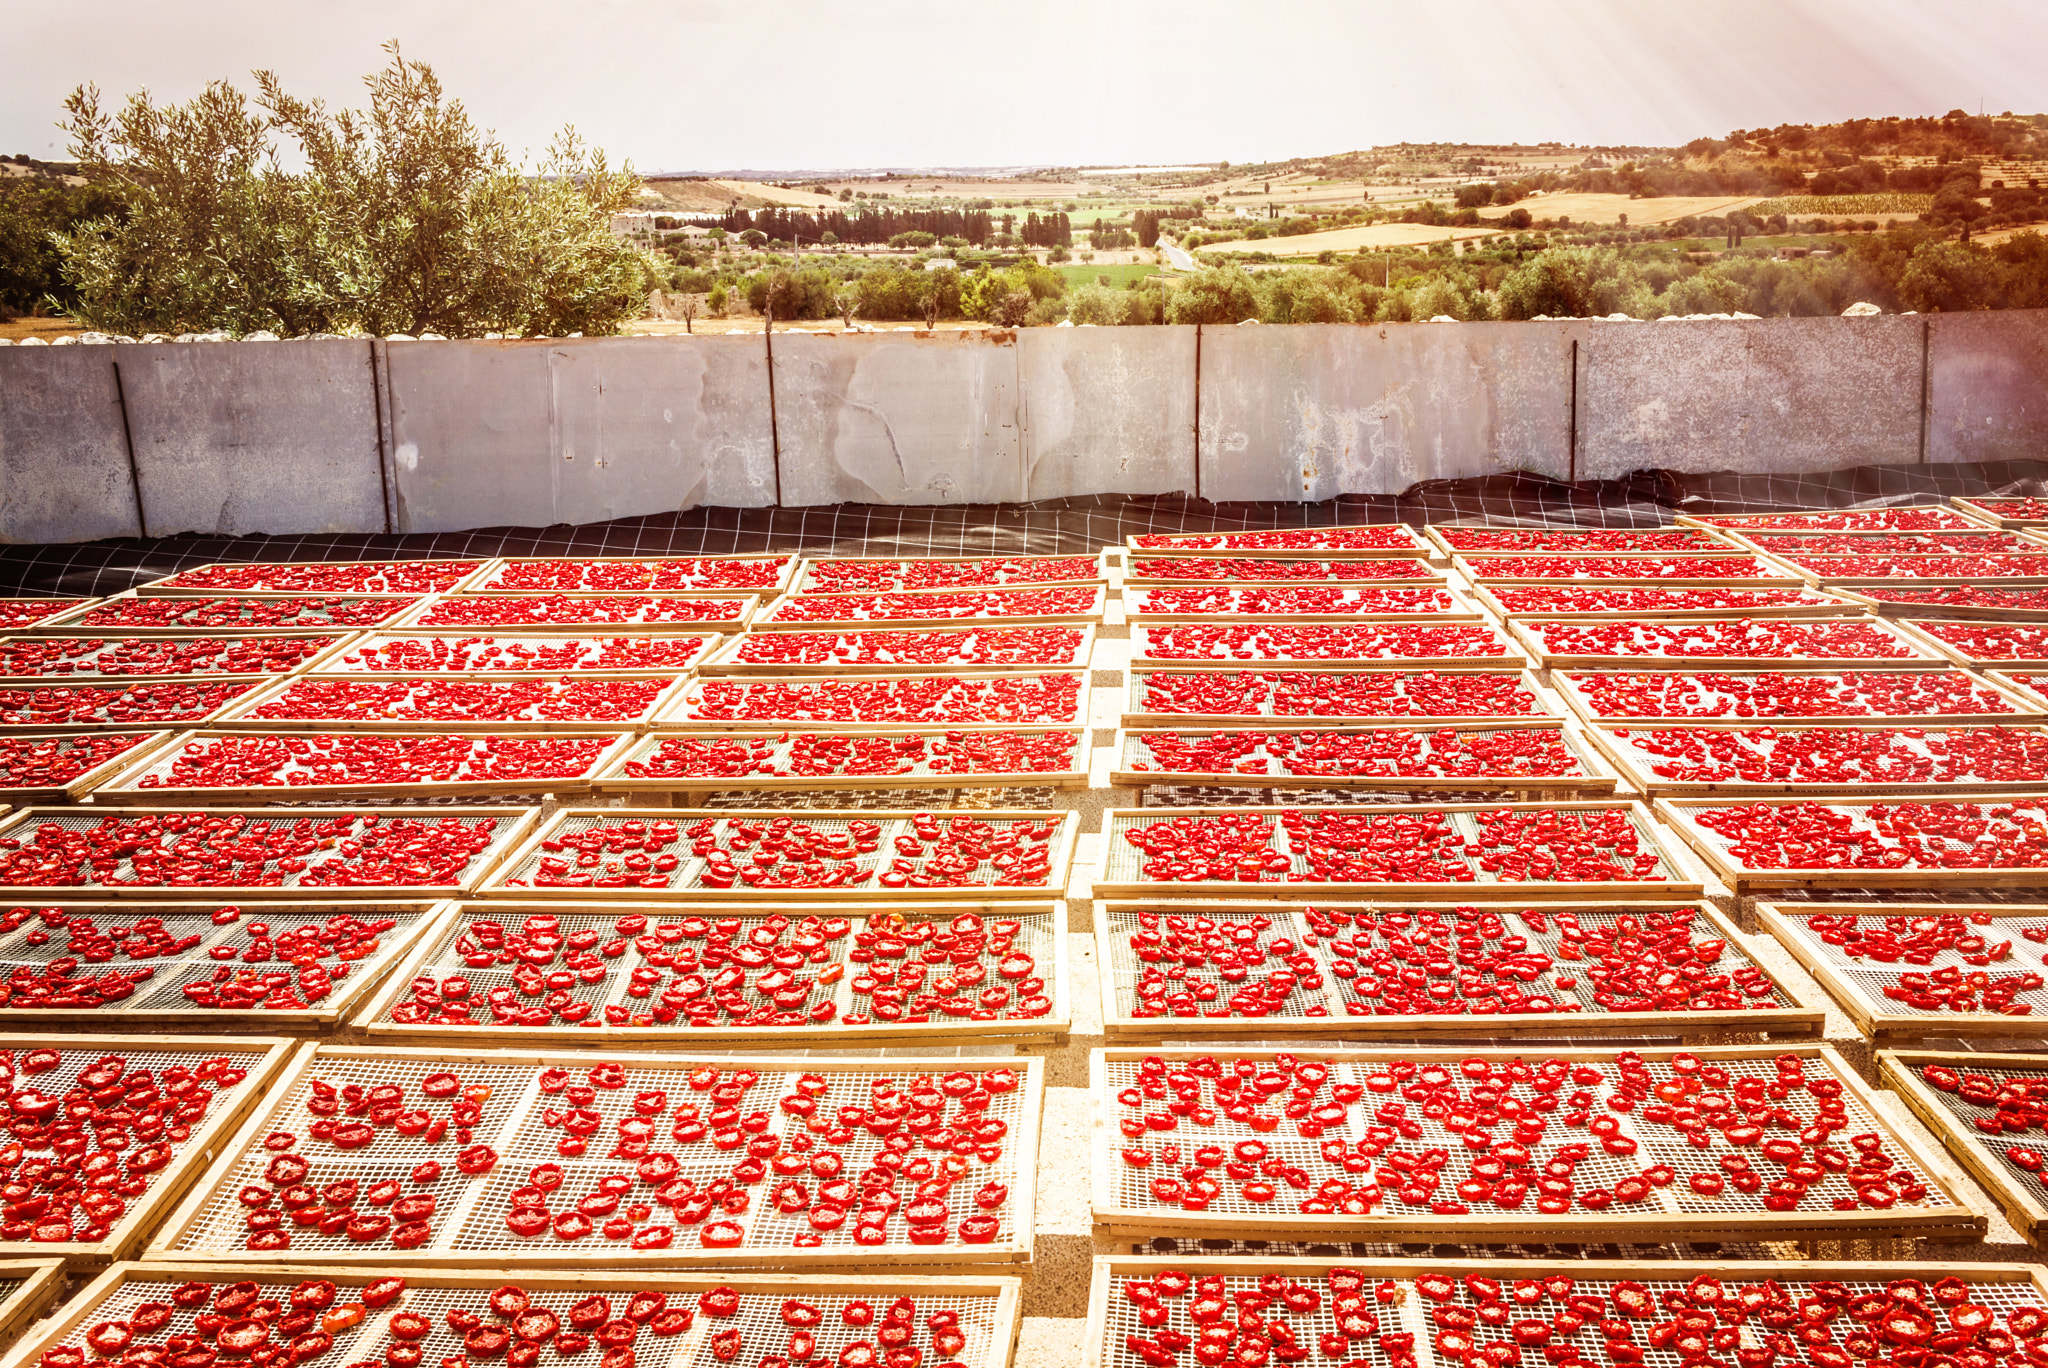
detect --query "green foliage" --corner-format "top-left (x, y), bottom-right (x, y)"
top-left (51, 44), bottom-right (645, 337)
top-left (1496, 246), bottom-right (1652, 319)
top-left (0, 178), bottom-right (127, 318)
top-left (1166, 266), bottom-right (1259, 324)
top-left (1746, 193), bottom-right (1931, 218)
top-left (1898, 239), bottom-right (2001, 311)
top-left (1065, 283), bottom-right (1125, 326)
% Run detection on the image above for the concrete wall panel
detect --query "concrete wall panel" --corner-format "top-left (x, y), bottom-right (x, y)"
top-left (387, 336), bottom-right (773, 533)
top-left (119, 340), bottom-right (386, 536)
top-left (1197, 321), bottom-right (1574, 500)
top-left (0, 348), bottom-right (141, 544)
top-left (1019, 326), bottom-right (1196, 499)
top-left (1929, 309), bottom-right (2048, 465)
top-left (773, 331), bottom-right (1024, 505)
top-left (1575, 317), bottom-right (1923, 479)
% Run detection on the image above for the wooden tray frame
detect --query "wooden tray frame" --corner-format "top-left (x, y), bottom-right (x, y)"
top-left (391, 593), bottom-right (760, 635)
top-left (0, 631), bottom-right (361, 686)
top-left (1131, 619), bottom-right (1529, 672)
top-left (1587, 719), bottom-right (2048, 797)
top-left (133, 561), bottom-right (491, 597)
top-left (14, 1263), bottom-right (1019, 1368)
top-left (146, 1044), bottom-right (1044, 1269)
top-left (1677, 507), bottom-right (1987, 533)
top-left (1090, 1043), bottom-right (1984, 1245)
top-left (1423, 524), bottom-right (1746, 557)
top-left (1469, 580), bottom-right (1861, 621)
top-left (1120, 666), bottom-right (1565, 728)
top-left (1989, 669), bottom-right (2048, 714)
top-left (1550, 664), bottom-right (2048, 728)
top-left (471, 552), bottom-right (798, 595)
top-left (1121, 564), bottom-right (1446, 588)
top-left (1093, 898), bottom-right (1821, 1041)
top-left (0, 1259), bottom-right (64, 1356)
top-left (752, 584), bottom-right (1107, 631)
top-left (1723, 525), bottom-right (2048, 557)
top-left (656, 669), bottom-right (1091, 734)
top-left (1082, 1256), bottom-right (2048, 1368)
top-left (700, 625), bottom-right (1097, 676)
top-left (0, 729), bottom-right (180, 803)
top-left (1953, 495), bottom-right (2048, 529)
top-left (0, 600), bottom-right (97, 631)
top-left (88, 729), bottom-right (638, 804)
top-left (1879, 1047), bottom-right (2048, 1246)
top-left (355, 898), bottom-right (1071, 1047)
top-left (0, 1035), bottom-right (293, 1265)
top-left (320, 632), bottom-right (719, 678)
top-left (1125, 524), bottom-right (1431, 558)
top-left (484, 807), bottom-right (1080, 903)
top-left (0, 899), bottom-right (446, 1034)
top-left (0, 805), bottom-right (541, 900)
top-left (32, 591), bottom-right (425, 636)
top-left (794, 552), bottom-right (1107, 594)
top-left (1828, 584), bottom-right (2048, 622)
top-left (1758, 902), bottom-right (2048, 1042)
top-left (1891, 616), bottom-right (2048, 668)
top-left (1124, 581), bottom-right (1485, 623)
top-left (1452, 550), bottom-right (1806, 587)
top-left (1093, 800), bottom-right (1703, 901)
top-left (1770, 553), bottom-right (2048, 587)
top-left (210, 674), bottom-right (693, 732)
top-left (1506, 614), bottom-right (1943, 670)
top-left (1656, 790), bottom-right (2048, 892)
top-left (1108, 723), bottom-right (1618, 794)
top-left (592, 728), bottom-right (1088, 796)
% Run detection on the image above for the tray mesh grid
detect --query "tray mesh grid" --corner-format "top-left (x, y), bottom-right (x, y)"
top-left (50, 1276), bottom-right (1004, 1368)
top-left (1097, 1269), bottom-right (2048, 1368)
top-left (1104, 909), bottom-right (1337, 1022)
top-left (1774, 910), bottom-right (2048, 1019)
top-left (1668, 799), bottom-right (2048, 878)
top-left (171, 1056), bottom-right (1027, 1259)
top-left (1101, 1052), bottom-right (1948, 1228)
top-left (1906, 1058), bottom-right (2048, 1208)
top-left (328, 635), bottom-right (715, 674)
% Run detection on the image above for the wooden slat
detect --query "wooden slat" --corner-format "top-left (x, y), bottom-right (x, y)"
top-left (0, 1260), bottom-right (65, 1357)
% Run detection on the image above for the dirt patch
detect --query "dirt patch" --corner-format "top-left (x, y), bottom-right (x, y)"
top-left (1479, 193), bottom-right (1765, 226)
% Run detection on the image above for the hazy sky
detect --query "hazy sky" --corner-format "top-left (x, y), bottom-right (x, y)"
top-left (5, 0), bottom-right (2045, 172)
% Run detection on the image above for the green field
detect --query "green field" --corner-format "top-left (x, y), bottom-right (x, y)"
top-left (1058, 263), bottom-right (1162, 289)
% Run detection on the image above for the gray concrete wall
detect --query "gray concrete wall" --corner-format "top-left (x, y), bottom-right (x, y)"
top-left (5, 309), bottom-right (2048, 542)
top-left (0, 347), bottom-right (141, 543)
top-left (1573, 315), bottom-right (1926, 479)
top-left (117, 339), bottom-right (387, 537)
top-left (1929, 310), bottom-right (2048, 465)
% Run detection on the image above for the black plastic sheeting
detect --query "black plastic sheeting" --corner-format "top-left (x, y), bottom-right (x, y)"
top-left (4, 458), bottom-right (2045, 597)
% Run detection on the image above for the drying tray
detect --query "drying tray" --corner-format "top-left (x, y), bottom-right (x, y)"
top-left (592, 728), bottom-right (1088, 795)
top-left (1108, 723), bottom-right (1618, 794)
top-left (483, 808), bottom-right (1079, 903)
top-left (658, 670), bottom-right (1090, 733)
top-left (0, 1259), bottom-right (62, 1355)
top-left (1892, 617), bottom-right (2048, 669)
top-left (1082, 1256), bottom-right (2048, 1368)
top-left (1587, 720), bottom-right (2048, 797)
top-left (1468, 581), bottom-right (1861, 621)
top-left (1423, 523), bottom-right (1746, 556)
top-left (1880, 1048), bottom-right (2048, 1246)
top-left (1093, 898), bottom-right (1820, 1041)
top-left (0, 1035), bottom-right (293, 1265)
top-left (1125, 524), bottom-right (1432, 558)
top-left (1953, 495), bottom-right (2048, 529)
top-left (1124, 582), bottom-right (1485, 623)
top-left (0, 632), bottom-right (359, 686)
top-left (1830, 584), bottom-right (2048, 622)
top-left (0, 806), bottom-right (541, 900)
top-left (470, 553), bottom-right (798, 595)
top-left (1505, 615), bottom-right (1942, 670)
top-left (1091, 1043), bottom-right (1983, 1245)
top-left (1130, 622), bottom-right (1528, 672)
top-left (17, 1264), bottom-right (1017, 1368)
top-left (134, 562), bottom-right (489, 597)
top-left (33, 592), bottom-right (424, 635)
top-left (793, 552), bottom-right (1107, 594)
top-left (1122, 562), bottom-right (1444, 588)
top-left (1120, 667), bottom-right (1564, 728)
top-left (0, 899), bottom-right (444, 1034)
top-left (699, 625), bottom-right (1097, 676)
top-left (145, 1044), bottom-right (1043, 1269)
top-left (1452, 551), bottom-right (1806, 587)
top-left (754, 586), bottom-right (1105, 632)
top-left (1655, 792), bottom-right (2048, 893)
top-left (1093, 801), bottom-right (1702, 901)
top-left (0, 601), bottom-right (96, 631)
top-left (1758, 902), bottom-right (2048, 1042)
top-left (354, 898), bottom-right (1070, 1047)
top-left (320, 633), bottom-right (718, 677)
top-left (0, 730), bottom-right (177, 804)
top-left (1550, 665), bottom-right (2048, 728)
top-left (211, 674), bottom-right (693, 732)
top-left (389, 594), bottom-right (759, 635)
top-left (1677, 507), bottom-right (1988, 533)
top-left (87, 730), bottom-right (637, 805)
top-left (1771, 554), bottom-right (2048, 587)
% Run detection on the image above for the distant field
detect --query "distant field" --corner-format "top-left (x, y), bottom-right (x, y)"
top-left (1478, 193), bottom-right (1763, 225)
top-left (1195, 222), bottom-right (1500, 255)
top-left (1744, 194), bottom-right (1931, 218)
top-left (1059, 263), bottom-right (1160, 288)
